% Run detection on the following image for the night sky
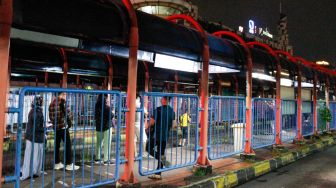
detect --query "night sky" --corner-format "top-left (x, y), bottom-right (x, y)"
top-left (191, 0), bottom-right (336, 66)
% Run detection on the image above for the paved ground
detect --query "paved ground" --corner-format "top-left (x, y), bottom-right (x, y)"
top-left (238, 145), bottom-right (336, 188)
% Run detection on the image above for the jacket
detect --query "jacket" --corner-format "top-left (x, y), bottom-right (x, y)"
top-left (49, 98), bottom-right (73, 130)
top-left (25, 107), bottom-right (45, 143)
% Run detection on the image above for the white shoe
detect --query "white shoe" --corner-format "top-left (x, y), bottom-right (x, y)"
top-left (65, 163), bottom-right (80, 171)
top-left (54, 163), bottom-right (64, 170)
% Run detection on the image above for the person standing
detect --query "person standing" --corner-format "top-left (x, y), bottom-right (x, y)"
top-left (21, 96), bottom-right (45, 180)
top-left (49, 92), bottom-right (79, 171)
top-left (134, 95), bottom-right (148, 157)
top-left (94, 94), bottom-right (114, 164)
top-left (178, 110), bottom-right (191, 147)
top-left (147, 96), bottom-right (175, 180)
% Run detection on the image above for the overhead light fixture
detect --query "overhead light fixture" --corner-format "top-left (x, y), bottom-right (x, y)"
top-left (294, 82), bottom-right (315, 88)
top-left (273, 70), bottom-right (290, 76)
top-left (154, 54), bottom-right (199, 73)
top-left (252, 72), bottom-right (276, 82)
top-left (316, 60), bottom-right (329, 66)
top-left (209, 65), bottom-right (240, 74)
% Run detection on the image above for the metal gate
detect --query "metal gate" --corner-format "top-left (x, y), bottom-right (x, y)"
top-left (281, 100), bottom-right (297, 142)
top-left (302, 101), bottom-right (314, 136)
top-left (330, 102), bottom-right (336, 130)
top-left (5, 87), bottom-right (122, 188)
top-left (208, 96), bottom-right (246, 159)
top-left (138, 92), bottom-right (200, 176)
top-left (252, 98), bottom-right (276, 149)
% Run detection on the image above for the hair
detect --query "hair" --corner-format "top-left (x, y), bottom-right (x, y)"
top-left (31, 96), bottom-right (43, 108)
top-left (96, 94), bottom-right (107, 108)
top-left (162, 96), bottom-right (171, 102)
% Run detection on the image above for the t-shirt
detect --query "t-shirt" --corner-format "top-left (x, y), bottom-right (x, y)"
top-left (152, 105), bottom-right (175, 141)
top-left (179, 113), bottom-right (191, 127)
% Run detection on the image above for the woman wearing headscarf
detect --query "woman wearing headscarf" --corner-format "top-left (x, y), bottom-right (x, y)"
top-left (21, 96), bottom-right (45, 180)
top-left (95, 94), bottom-right (114, 164)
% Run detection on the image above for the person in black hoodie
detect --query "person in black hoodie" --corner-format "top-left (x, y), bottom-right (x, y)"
top-left (21, 96), bottom-right (45, 180)
top-left (95, 94), bottom-right (114, 164)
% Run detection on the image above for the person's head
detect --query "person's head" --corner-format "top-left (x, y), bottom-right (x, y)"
top-left (97, 94), bottom-right (108, 105)
top-left (58, 92), bottom-right (66, 100)
top-left (136, 95), bottom-right (141, 108)
top-left (161, 96), bottom-right (170, 105)
top-left (31, 96), bottom-right (43, 108)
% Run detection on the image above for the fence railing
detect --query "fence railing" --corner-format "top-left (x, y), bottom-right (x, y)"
top-left (330, 101), bottom-right (336, 130)
top-left (208, 96), bottom-right (246, 159)
top-left (302, 101), bottom-right (314, 136)
top-left (252, 98), bottom-right (276, 149)
top-left (281, 100), bottom-right (297, 142)
top-left (138, 92), bottom-right (199, 176)
top-left (4, 87), bottom-right (334, 187)
top-left (5, 87), bottom-right (122, 188)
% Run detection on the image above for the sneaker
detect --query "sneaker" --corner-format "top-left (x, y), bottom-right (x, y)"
top-left (94, 159), bottom-right (102, 164)
top-left (65, 163), bottom-right (80, 171)
top-left (148, 174), bottom-right (162, 180)
top-left (54, 163), bottom-right (64, 170)
top-left (103, 160), bottom-right (114, 165)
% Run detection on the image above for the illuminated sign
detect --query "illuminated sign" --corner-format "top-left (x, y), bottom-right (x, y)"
top-left (248, 20), bottom-right (255, 34)
top-left (247, 19), bottom-right (273, 39)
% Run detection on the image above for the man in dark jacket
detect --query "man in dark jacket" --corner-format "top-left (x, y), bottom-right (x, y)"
top-left (21, 96), bottom-right (45, 180)
top-left (49, 92), bottom-right (79, 171)
top-left (147, 96), bottom-right (175, 180)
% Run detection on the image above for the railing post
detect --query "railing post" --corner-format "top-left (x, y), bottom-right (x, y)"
top-left (106, 55), bottom-right (113, 90)
top-left (313, 74), bottom-right (318, 134)
top-left (247, 42), bottom-right (282, 145)
top-left (326, 78), bottom-right (330, 131)
top-left (60, 48), bottom-right (68, 88)
top-left (166, 14), bottom-right (211, 167)
top-left (212, 31), bottom-right (254, 155)
top-left (0, 0), bottom-right (12, 185)
top-left (120, 0), bottom-right (139, 184)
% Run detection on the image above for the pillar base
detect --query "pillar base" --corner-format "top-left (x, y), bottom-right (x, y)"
top-left (293, 139), bottom-right (306, 146)
top-left (240, 153), bottom-right (256, 161)
top-left (192, 164), bottom-right (212, 176)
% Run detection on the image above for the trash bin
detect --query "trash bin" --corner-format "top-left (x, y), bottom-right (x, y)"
top-left (231, 123), bottom-right (245, 152)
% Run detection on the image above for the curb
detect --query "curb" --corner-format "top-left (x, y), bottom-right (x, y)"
top-left (183, 135), bottom-right (335, 188)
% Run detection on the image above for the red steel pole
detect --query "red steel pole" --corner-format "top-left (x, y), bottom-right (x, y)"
top-left (247, 42), bottom-right (282, 145)
top-left (44, 72), bottom-right (49, 87)
top-left (120, 0), bottom-right (139, 184)
top-left (212, 31), bottom-right (254, 154)
top-left (106, 55), bottom-right (113, 90)
top-left (0, 0), bottom-right (12, 184)
top-left (60, 48), bottom-right (68, 88)
top-left (326, 78), bottom-right (330, 131)
top-left (313, 74), bottom-right (318, 135)
top-left (166, 14), bottom-right (211, 166)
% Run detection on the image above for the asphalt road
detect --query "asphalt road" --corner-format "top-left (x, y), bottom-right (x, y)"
top-left (238, 145), bottom-right (336, 188)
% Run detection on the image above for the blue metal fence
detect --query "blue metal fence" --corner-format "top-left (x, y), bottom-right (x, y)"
top-left (5, 87), bottom-right (122, 188)
top-left (252, 98), bottom-right (276, 149)
top-left (138, 92), bottom-right (199, 176)
top-left (330, 102), bottom-right (336, 130)
top-left (302, 101), bottom-right (314, 136)
top-left (317, 100), bottom-right (327, 133)
top-left (281, 100), bottom-right (297, 142)
top-left (208, 96), bottom-right (245, 159)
